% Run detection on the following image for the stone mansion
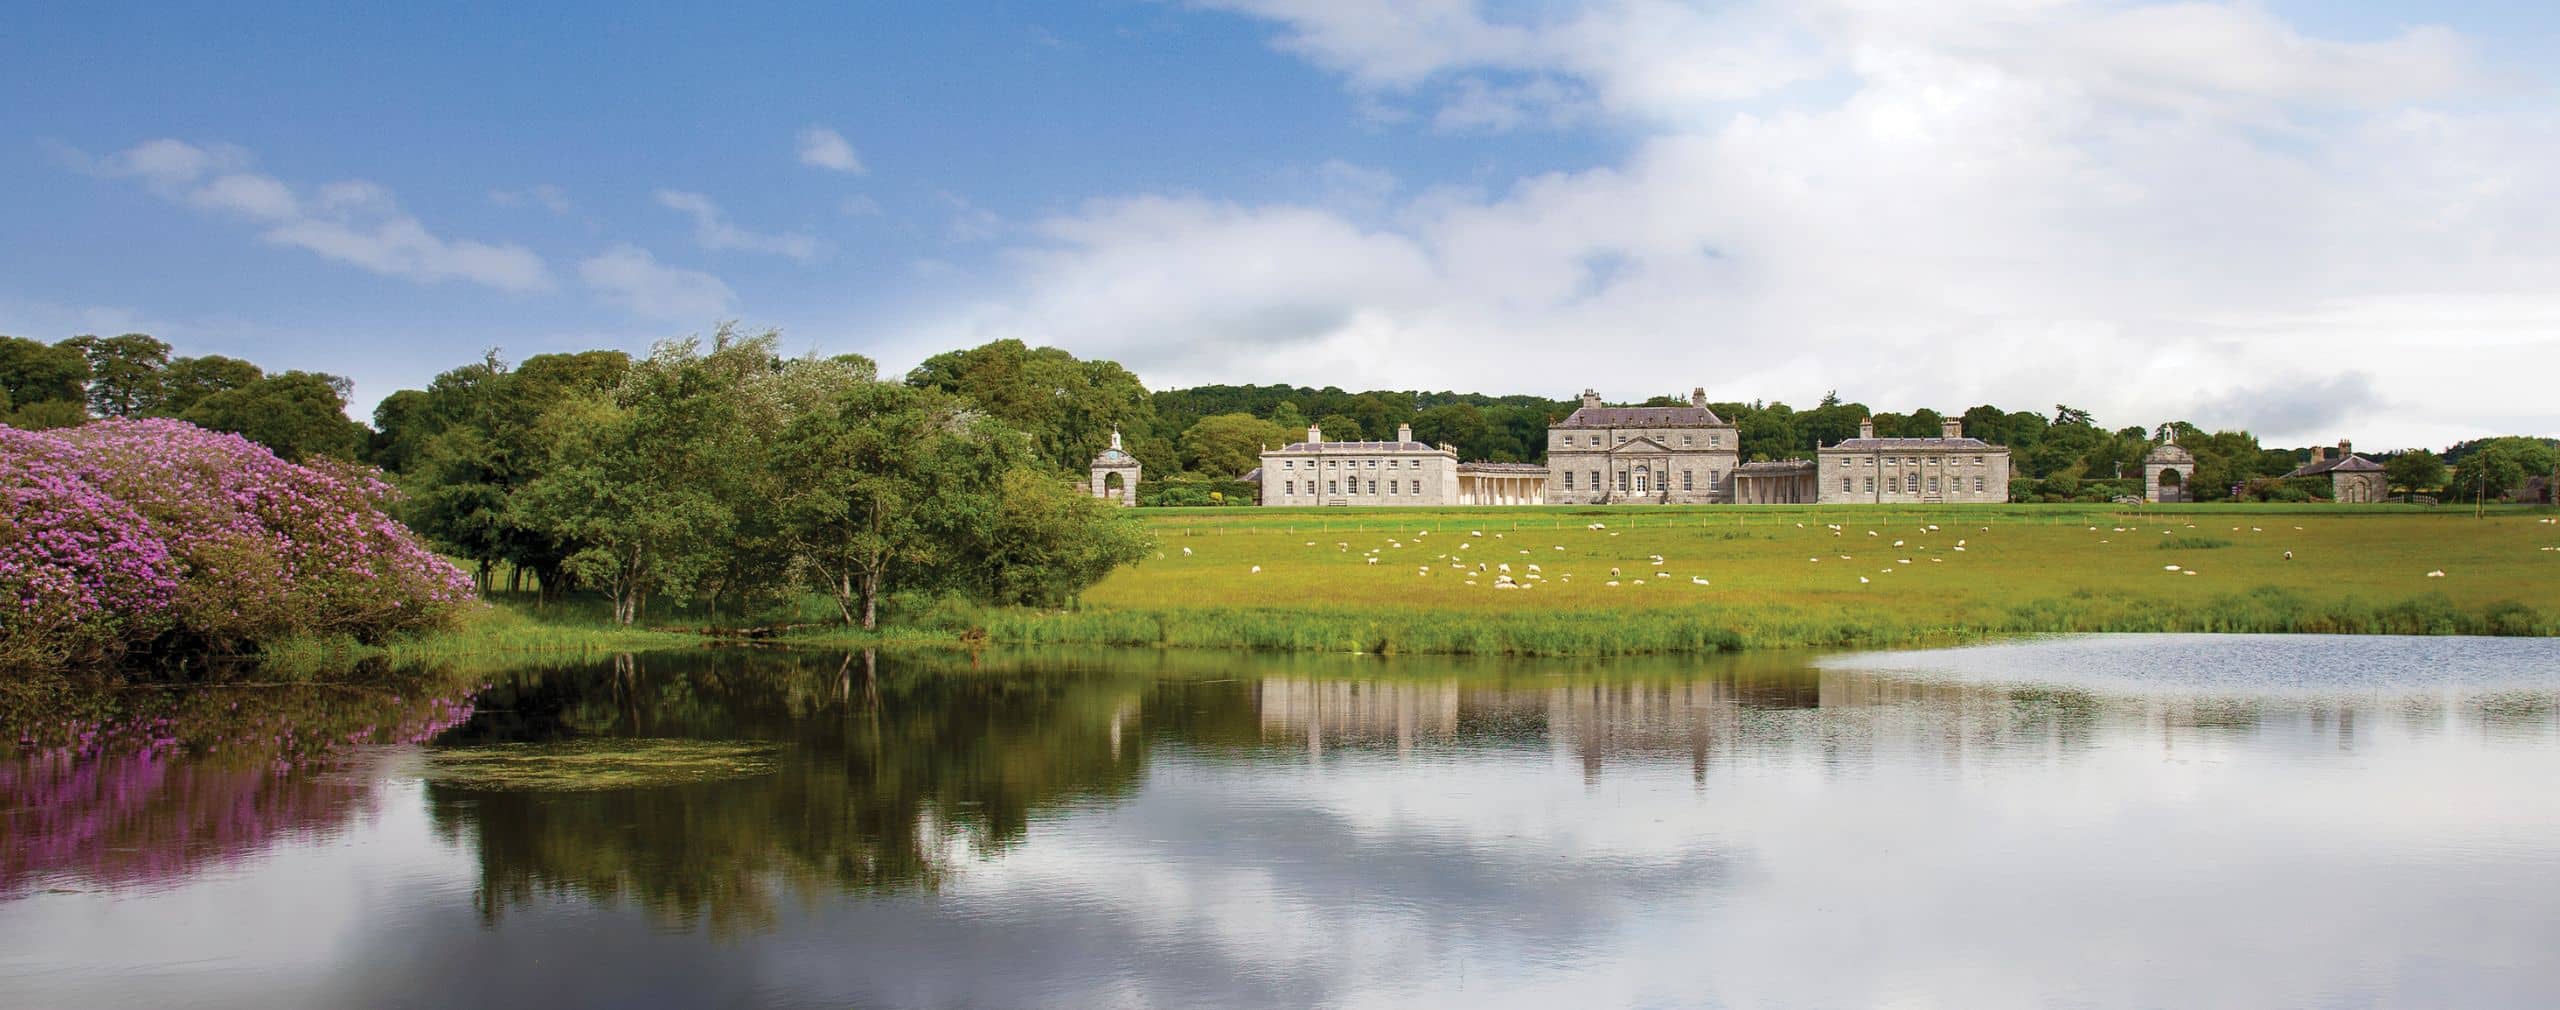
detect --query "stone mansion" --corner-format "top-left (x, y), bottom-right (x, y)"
top-left (1252, 387), bottom-right (2012, 506)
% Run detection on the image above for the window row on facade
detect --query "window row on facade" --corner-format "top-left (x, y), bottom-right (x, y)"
top-left (1839, 475), bottom-right (1990, 494)
top-left (1558, 468), bottom-right (1724, 492)
top-left (1281, 479), bottom-right (1426, 497)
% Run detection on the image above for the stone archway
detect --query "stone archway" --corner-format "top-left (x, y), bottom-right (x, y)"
top-left (1088, 430), bottom-right (1140, 507)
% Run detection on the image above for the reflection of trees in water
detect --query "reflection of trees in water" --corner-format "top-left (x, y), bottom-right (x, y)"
top-left (425, 650), bottom-right (1152, 936)
top-left (0, 674), bottom-right (480, 896)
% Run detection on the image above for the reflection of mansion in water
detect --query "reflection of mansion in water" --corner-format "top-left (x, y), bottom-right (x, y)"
top-left (1254, 387), bottom-right (2012, 507)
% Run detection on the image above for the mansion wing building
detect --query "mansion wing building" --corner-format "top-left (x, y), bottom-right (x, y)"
top-left (1546, 389), bottom-right (1738, 504)
top-left (1255, 386), bottom-right (2012, 507)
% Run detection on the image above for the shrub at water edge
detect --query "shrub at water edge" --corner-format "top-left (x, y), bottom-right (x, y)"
top-left (1, 418), bottom-right (476, 668)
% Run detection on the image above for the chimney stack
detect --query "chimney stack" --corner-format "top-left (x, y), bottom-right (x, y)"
top-left (1397, 422), bottom-right (1413, 443)
top-left (2338, 439), bottom-right (2353, 458)
top-left (1308, 424), bottom-right (1322, 445)
top-left (2312, 446), bottom-right (2328, 462)
top-left (1581, 388), bottom-right (1603, 409)
top-left (1690, 387), bottom-right (1707, 408)
top-left (1942, 418), bottom-right (1963, 439)
top-left (1859, 417), bottom-right (1876, 440)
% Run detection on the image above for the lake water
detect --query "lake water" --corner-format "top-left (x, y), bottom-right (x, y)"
top-left (6, 636), bottom-right (2560, 1009)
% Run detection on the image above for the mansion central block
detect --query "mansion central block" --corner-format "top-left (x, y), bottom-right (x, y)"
top-left (1255, 387), bottom-right (2011, 506)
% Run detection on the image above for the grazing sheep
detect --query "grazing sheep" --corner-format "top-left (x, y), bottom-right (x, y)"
top-left (1367, 557), bottom-right (1379, 565)
top-left (1858, 576), bottom-right (1871, 584)
top-left (2283, 551), bottom-right (2293, 560)
top-left (1470, 530), bottom-right (1483, 537)
top-left (2427, 570), bottom-right (2447, 578)
top-left (1691, 577), bottom-right (1709, 585)
top-left (1181, 547), bottom-right (1193, 556)
top-left (1495, 582), bottom-right (1519, 590)
top-left (1604, 580), bottom-right (1620, 587)
top-left (1250, 565), bottom-right (1261, 574)
top-left (1892, 540), bottom-right (1904, 547)
top-left (1498, 563), bottom-right (1512, 573)
top-left (1527, 563), bottom-right (1541, 572)
top-left (1655, 571), bottom-right (1671, 578)
top-left (1610, 567), bottom-right (1621, 577)
top-left (2163, 565), bottom-right (2180, 572)
top-left (1953, 547), bottom-right (1966, 552)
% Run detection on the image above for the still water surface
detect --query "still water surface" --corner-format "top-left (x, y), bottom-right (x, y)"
top-left (5, 636), bottom-right (2559, 1009)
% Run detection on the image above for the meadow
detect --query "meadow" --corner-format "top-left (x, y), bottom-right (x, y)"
top-left (984, 503), bottom-right (2560, 656)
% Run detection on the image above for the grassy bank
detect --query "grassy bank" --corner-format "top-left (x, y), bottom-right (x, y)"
top-left (986, 503), bottom-right (2560, 656)
top-left (260, 591), bottom-right (970, 676)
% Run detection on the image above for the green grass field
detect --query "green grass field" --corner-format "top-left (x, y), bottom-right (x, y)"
top-left (985, 503), bottom-right (2560, 656)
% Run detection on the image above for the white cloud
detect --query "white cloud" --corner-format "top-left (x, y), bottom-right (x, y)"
top-left (81, 139), bottom-right (552, 292)
top-left (653, 189), bottom-right (822, 261)
top-left (921, 1), bottom-right (2556, 448)
top-left (489, 183), bottom-right (571, 214)
top-left (797, 125), bottom-right (867, 174)
top-left (942, 193), bottom-right (1003, 243)
top-left (578, 244), bottom-right (737, 320)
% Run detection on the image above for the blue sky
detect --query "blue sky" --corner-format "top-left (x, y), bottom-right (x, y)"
top-left (6, 1), bottom-right (2557, 448)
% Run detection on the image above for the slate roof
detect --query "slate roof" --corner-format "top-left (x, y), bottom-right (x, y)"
top-left (1735, 460), bottom-right (1818, 474)
top-left (1557, 405), bottom-right (1728, 428)
top-left (1239, 468), bottom-right (1262, 483)
top-left (1272, 440), bottom-right (1443, 453)
top-left (1823, 437), bottom-right (2002, 452)
top-left (1456, 462), bottom-right (1549, 474)
top-left (2285, 453), bottom-right (2384, 477)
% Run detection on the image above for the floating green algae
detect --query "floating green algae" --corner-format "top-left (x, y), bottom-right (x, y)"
top-left (423, 739), bottom-right (783, 791)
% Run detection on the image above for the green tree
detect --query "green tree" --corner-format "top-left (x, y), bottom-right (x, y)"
top-left (0, 336), bottom-right (90, 419)
top-left (2385, 450), bottom-right (2446, 495)
top-left (63, 333), bottom-right (172, 417)
top-left (1314, 413), bottom-right (1365, 441)
top-left (155, 355), bottom-right (265, 417)
top-left (1178, 413), bottom-right (1294, 477)
top-left (179, 370), bottom-right (367, 460)
top-left (2448, 438), bottom-right (2558, 502)
top-left (519, 329), bottom-right (862, 624)
top-left (904, 339), bottom-right (1156, 473)
top-left (1412, 403), bottom-right (1487, 454)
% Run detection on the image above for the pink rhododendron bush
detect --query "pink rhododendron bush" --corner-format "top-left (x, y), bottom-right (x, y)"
top-left (1, 419), bottom-right (476, 667)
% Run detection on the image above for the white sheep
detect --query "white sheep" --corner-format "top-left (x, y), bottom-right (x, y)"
top-left (2427, 570), bottom-right (2447, 578)
top-left (1691, 577), bottom-right (1709, 586)
top-left (1250, 565), bottom-right (1261, 573)
top-left (1181, 547), bottom-right (1193, 556)
top-left (1366, 557), bottom-right (1379, 565)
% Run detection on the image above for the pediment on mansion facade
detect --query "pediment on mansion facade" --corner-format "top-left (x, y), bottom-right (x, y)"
top-left (1606, 436), bottom-right (1683, 455)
